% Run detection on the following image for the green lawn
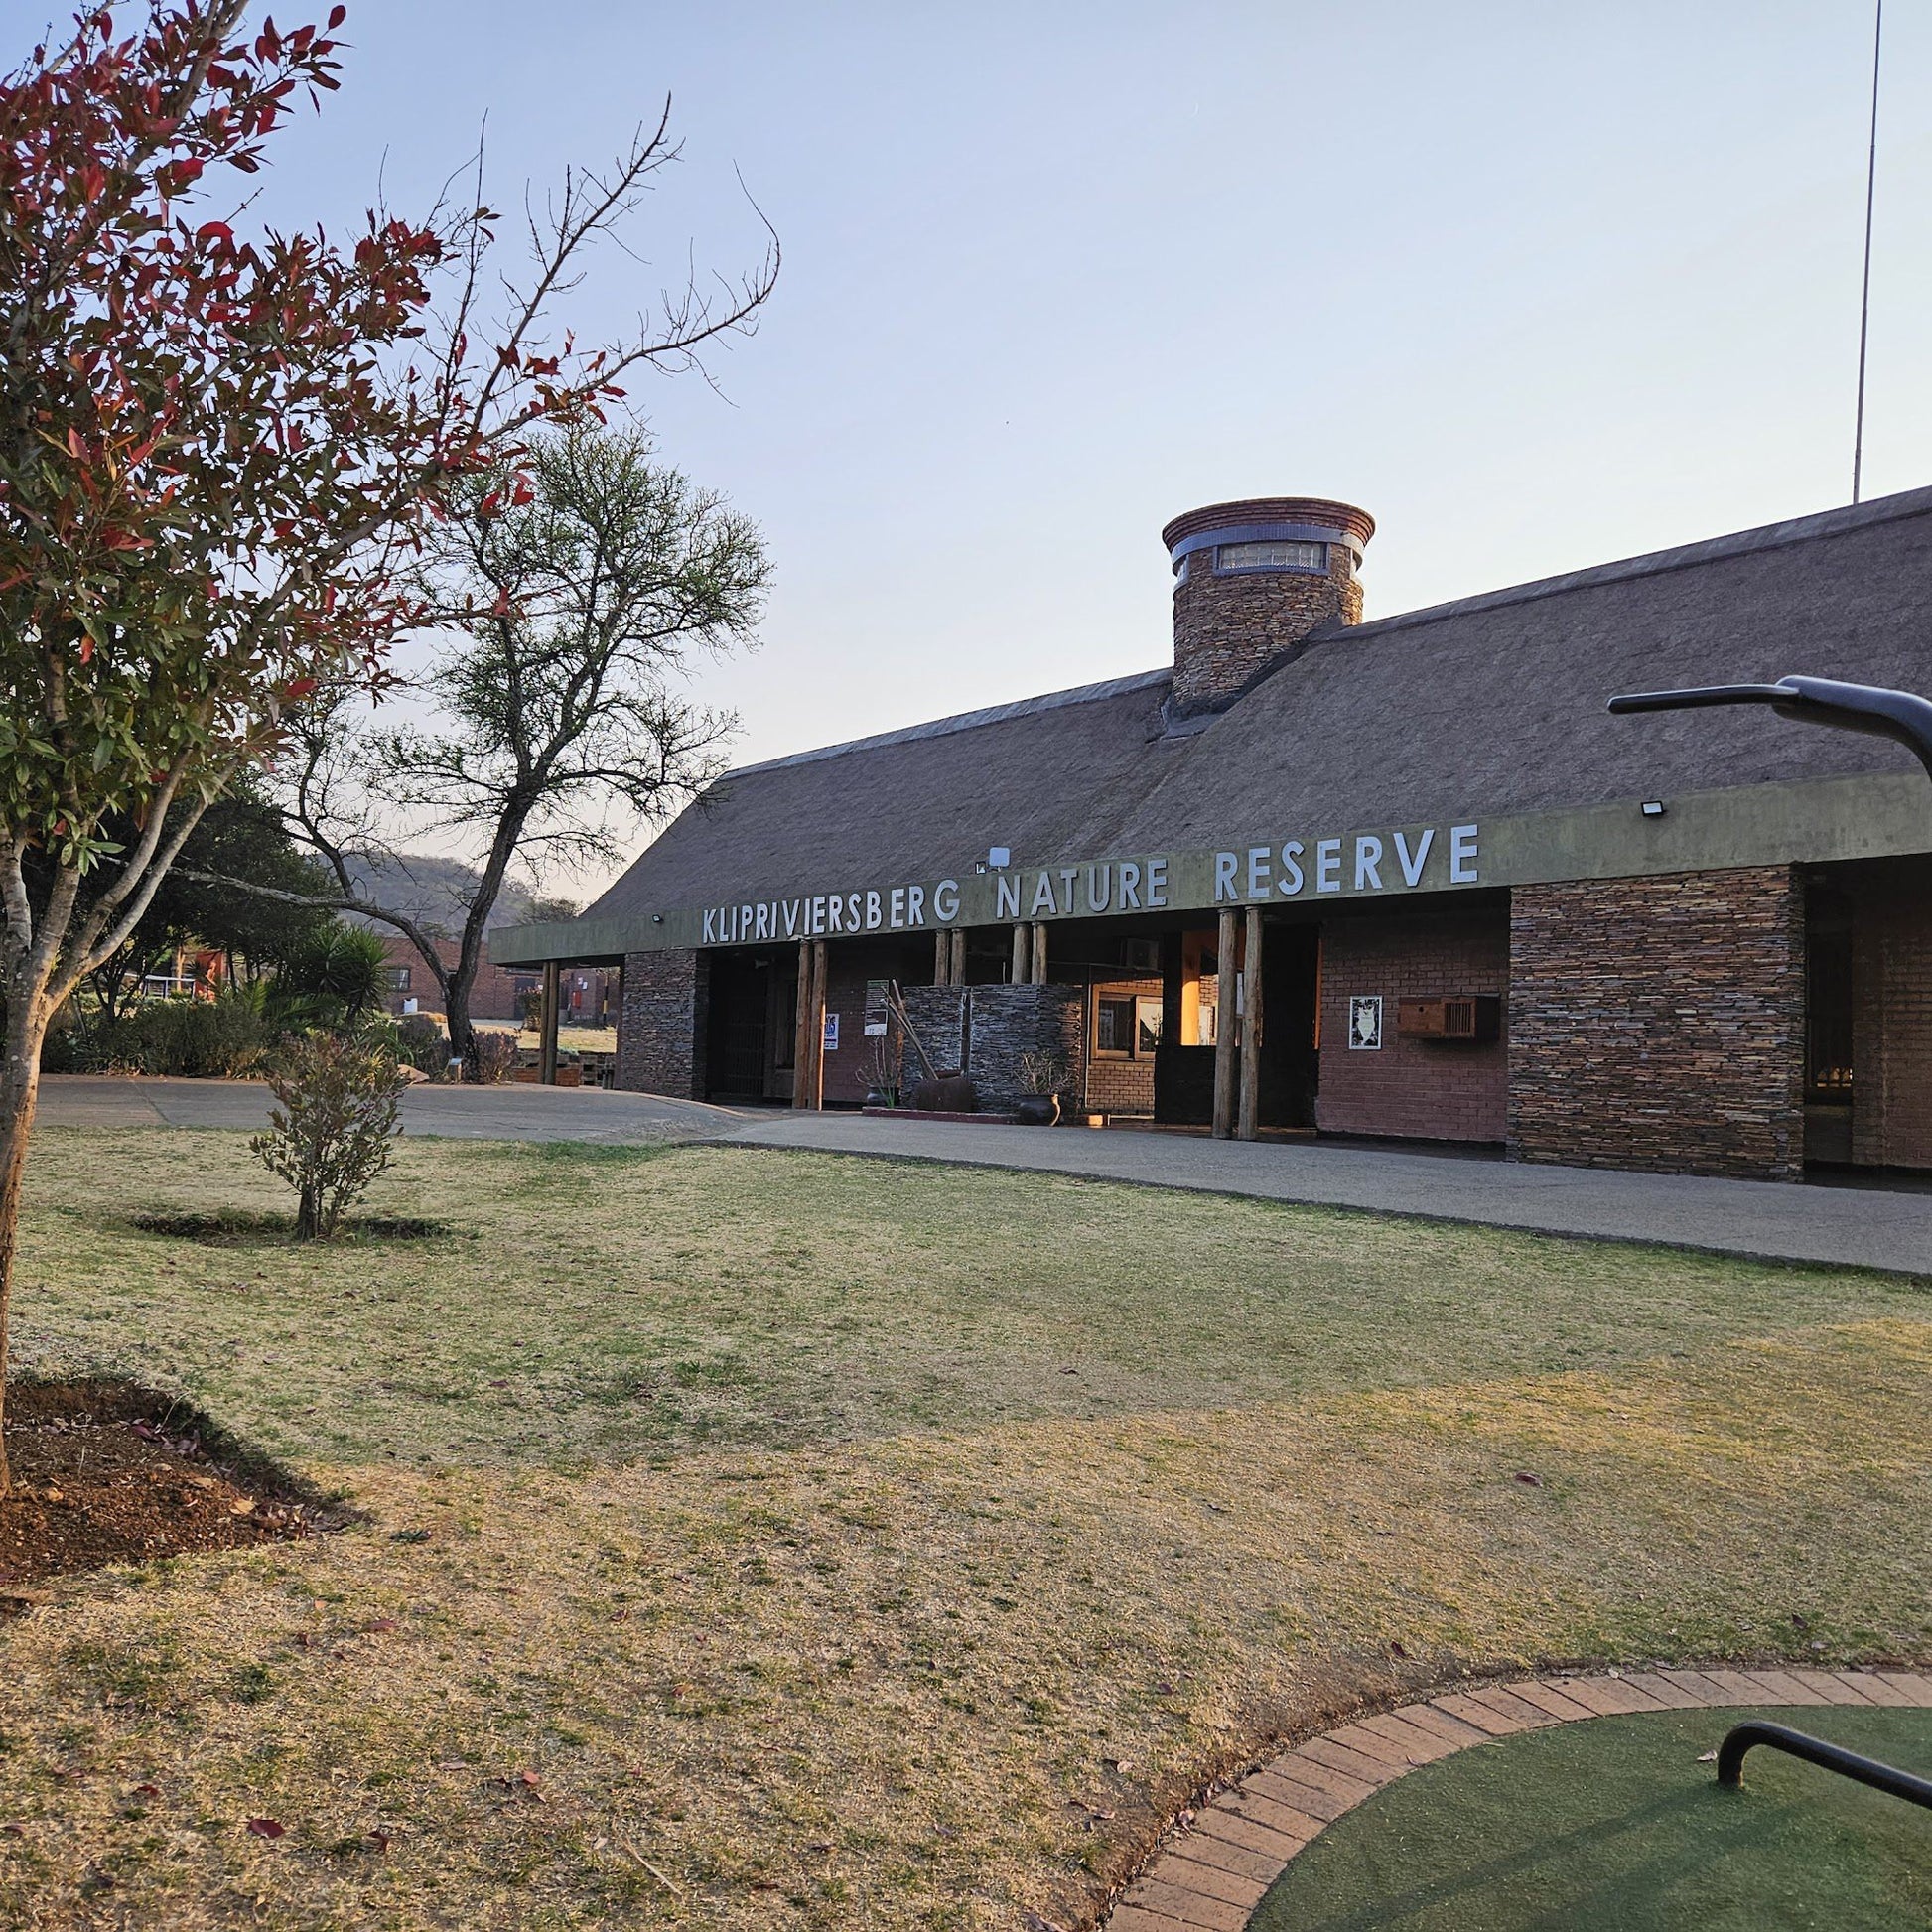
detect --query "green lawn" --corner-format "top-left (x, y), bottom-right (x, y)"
top-left (0, 1124), bottom-right (1924, 1929)
top-left (1250, 1705), bottom-right (1932, 1931)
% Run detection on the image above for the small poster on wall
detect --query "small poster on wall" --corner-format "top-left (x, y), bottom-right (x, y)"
top-left (1348, 995), bottom-right (1383, 1051)
top-left (822, 1012), bottom-right (840, 1053)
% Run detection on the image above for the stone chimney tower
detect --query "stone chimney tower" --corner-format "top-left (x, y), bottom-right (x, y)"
top-left (1161, 496), bottom-right (1375, 712)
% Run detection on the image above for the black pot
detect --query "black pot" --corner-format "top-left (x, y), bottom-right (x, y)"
top-left (1016, 1093), bottom-right (1061, 1127)
top-left (864, 1086), bottom-right (895, 1109)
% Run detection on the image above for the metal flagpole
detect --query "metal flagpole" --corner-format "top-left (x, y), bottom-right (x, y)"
top-left (1853, 0), bottom-right (1883, 504)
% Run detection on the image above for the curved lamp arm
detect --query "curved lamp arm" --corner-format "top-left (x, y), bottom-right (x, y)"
top-left (1607, 675), bottom-right (1932, 783)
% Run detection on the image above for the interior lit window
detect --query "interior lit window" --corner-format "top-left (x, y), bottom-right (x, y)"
top-left (1095, 993), bottom-right (1165, 1058)
top-left (1216, 539), bottom-right (1326, 573)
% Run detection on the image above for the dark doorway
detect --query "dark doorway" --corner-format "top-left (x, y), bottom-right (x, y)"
top-left (1804, 886), bottom-right (1855, 1166)
top-left (1258, 920), bottom-right (1320, 1129)
top-left (705, 952), bottom-right (798, 1103)
top-left (705, 954), bottom-right (768, 1101)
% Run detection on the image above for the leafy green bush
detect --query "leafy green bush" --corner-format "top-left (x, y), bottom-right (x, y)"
top-left (46, 990), bottom-right (268, 1077)
top-left (394, 1013), bottom-right (452, 1076)
top-left (251, 1033), bottom-right (408, 1239)
top-left (267, 924), bottom-right (391, 1034)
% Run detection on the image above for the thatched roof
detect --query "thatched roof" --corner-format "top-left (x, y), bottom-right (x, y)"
top-left (583, 485), bottom-right (1932, 927)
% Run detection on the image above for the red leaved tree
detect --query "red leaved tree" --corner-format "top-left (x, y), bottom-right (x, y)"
top-left (0, 2), bottom-right (775, 1490)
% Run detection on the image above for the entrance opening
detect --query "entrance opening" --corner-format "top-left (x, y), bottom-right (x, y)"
top-left (1152, 917), bottom-right (1319, 1129)
top-left (704, 950), bottom-right (797, 1104)
top-left (1804, 885), bottom-right (1855, 1166)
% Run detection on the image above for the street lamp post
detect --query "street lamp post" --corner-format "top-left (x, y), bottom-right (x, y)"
top-left (1606, 675), bottom-right (1932, 783)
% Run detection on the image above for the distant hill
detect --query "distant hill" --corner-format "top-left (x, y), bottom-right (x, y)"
top-left (343, 854), bottom-right (553, 939)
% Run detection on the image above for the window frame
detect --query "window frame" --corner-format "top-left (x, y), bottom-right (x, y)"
top-left (1092, 985), bottom-right (1164, 1061)
top-left (1213, 538), bottom-right (1328, 576)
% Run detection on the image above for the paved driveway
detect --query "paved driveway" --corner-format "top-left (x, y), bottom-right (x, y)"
top-left (720, 1112), bottom-right (1932, 1276)
top-left (37, 1075), bottom-right (749, 1144)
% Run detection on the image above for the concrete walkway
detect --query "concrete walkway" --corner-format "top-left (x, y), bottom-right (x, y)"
top-left (1106, 1666), bottom-right (1932, 1932)
top-left (36, 1077), bottom-right (1932, 1273)
top-left (36, 1074), bottom-right (751, 1145)
top-left (720, 1112), bottom-right (1932, 1276)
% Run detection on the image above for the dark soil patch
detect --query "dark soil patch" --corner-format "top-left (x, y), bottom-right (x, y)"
top-left (0, 1379), bottom-right (345, 1609)
top-left (129, 1209), bottom-right (452, 1245)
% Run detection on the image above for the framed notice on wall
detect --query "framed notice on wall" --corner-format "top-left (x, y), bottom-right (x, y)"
top-left (1348, 995), bottom-right (1382, 1051)
top-left (822, 1012), bottom-right (840, 1053)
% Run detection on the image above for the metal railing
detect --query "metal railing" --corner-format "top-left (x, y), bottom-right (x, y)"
top-left (1718, 1720), bottom-right (1932, 1809)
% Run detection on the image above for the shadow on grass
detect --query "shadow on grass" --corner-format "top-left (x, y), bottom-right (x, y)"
top-left (128, 1209), bottom-right (459, 1246)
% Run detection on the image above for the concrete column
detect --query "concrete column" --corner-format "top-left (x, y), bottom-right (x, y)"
top-left (1211, 907), bottom-right (1239, 1140)
top-left (1030, 922), bottom-right (1048, 984)
top-left (539, 959), bottom-right (561, 1085)
top-left (1238, 906), bottom-right (1264, 1141)
top-left (1011, 921), bottom-right (1031, 984)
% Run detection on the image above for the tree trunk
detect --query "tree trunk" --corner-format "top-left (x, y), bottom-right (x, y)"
top-left (445, 981), bottom-right (481, 1082)
top-left (0, 980), bottom-right (54, 1499)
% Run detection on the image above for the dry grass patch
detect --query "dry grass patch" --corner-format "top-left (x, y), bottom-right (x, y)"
top-left (0, 1128), bottom-right (1924, 1928)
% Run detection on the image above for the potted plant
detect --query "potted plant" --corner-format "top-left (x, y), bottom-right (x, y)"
top-left (1015, 1050), bottom-right (1068, 1126)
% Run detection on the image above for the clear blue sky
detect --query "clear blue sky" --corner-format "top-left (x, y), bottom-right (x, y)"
top-left (29, 1), bottom-right (1929, 890)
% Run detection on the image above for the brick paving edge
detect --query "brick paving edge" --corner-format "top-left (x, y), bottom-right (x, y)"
top-left (1095, 1665), bottom-right (1932, 1931)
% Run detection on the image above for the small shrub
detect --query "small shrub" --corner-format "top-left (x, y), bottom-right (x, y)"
top-left (395, 1013), bottom-right (452, 1076)
top-left (465, 1031), bottom-right (519, 1085)
top-left (251, 1034), bottom-right (408, 1240)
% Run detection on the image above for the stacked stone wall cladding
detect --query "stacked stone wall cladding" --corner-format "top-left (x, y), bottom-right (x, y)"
top-left (617, 948), bottom-right (709, 1098)
top-left (1848, 861), bottom-right (1932, 1171)
top-left (964, 984), bottom-right (1087, 1114)
top-left (1507, 868), bottom-right (1805, 1179)
top-left (896, 985), bottom-right (965, 1088)
top-left (1170, 547), bottom-right (1361, 712)
top-left (878, 983), bottom-right (1086, 1111)
top-left (1315, 906), bottom-right (1509, 1143)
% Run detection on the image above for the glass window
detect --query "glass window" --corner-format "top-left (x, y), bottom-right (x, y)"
top-left (1136, 997), bottom-right (1163, 1055)
top-left (1097, 992), bottom-right (1164, 1057)
top-left (1216, 539), bottom-right (1326, 573)
top-left (389, 965), bottom-right (411, 991)
top-left (1095, 996), bottom-right (1135, 1055)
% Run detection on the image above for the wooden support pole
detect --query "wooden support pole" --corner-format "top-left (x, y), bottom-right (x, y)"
top-left (949, 927), bottom-right (967, 986)
top-left (1238, 906), bottom-right (1264, 1142)
top-left (1211, 907), bottom-right (1239, 1140)
top-left (1031, 922), bottom-right (1048, 984)
top-left (806, 938), bottom-right (828, 1109)
top-left (792, 938), bottom-right (812, 1107)
top-left (1012, 921), bottom-right (1031, 984)
top-left (935, 928), bottom-right (950, 986)
top-left (539, 959), bottom-right (561, 1086)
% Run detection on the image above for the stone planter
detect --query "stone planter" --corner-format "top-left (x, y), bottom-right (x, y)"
top-left (1015, 1093), bottom-right (1061, 1127)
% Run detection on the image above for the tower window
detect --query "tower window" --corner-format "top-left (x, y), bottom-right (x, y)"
top-left (1216, 539), bottom-right (1326, 574)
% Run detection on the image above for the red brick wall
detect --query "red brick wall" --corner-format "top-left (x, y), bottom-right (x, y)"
top-left (1315, 905), bottom-right (1509, 1143)
top-left (1508, 868), bottom-right (1804, 1179)
top-left (1849, 863), bottom-right (1932, 1172)
top-left (377, 934), bottom-right (532, 1021)
top-left (1082, 978), bottom-right (1161, 1116)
